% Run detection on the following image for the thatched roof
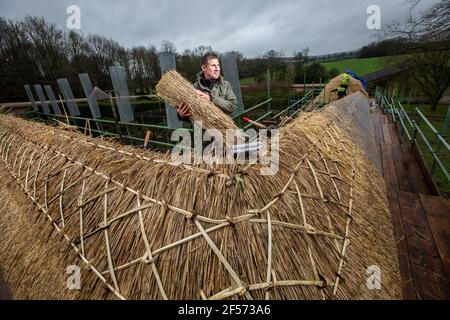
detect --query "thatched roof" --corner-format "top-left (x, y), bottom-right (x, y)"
top-left (314, 74), bottom-right (368, 105)
top-left (363, 66), bottom-right (403, 83)
top-left (0, 91), bottom-right (401, 300)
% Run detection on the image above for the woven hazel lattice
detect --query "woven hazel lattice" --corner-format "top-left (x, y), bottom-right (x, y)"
top-left (0, 95), bottom-right (400, 300)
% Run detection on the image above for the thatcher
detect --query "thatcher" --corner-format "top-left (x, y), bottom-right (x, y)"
top-left (0, 89), bottom-right (401, 300)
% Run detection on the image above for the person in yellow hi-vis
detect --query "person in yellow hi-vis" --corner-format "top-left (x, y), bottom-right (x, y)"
top-left (340, 72), bottom-right (351, 90)
top-left (331, 86), bottom-right (347, 99)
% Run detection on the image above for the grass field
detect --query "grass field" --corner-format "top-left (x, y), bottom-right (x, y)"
top-left (320, 56), bottom-right (399, 76)
top-left (240, 77), bottom-right (258, 85)
top-left (240, 55), bottom-right (402, 85)
top-left (318, 54), bottom-right (449, 75)
top-left (241, 54), bottom-right (449, 85)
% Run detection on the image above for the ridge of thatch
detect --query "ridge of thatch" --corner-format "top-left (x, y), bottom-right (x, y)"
top-left (0, 92), bottom-right (401, 300)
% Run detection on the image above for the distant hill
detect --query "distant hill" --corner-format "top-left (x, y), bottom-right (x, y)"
top-left (239, 55), bottom-right (410, 86)
top-left (320, 56), bottom-right (400, 76)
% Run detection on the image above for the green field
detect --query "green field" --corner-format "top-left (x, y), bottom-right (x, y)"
top-left (240, 77), bottom-right (258, 85)
top-left (321, 55), bottom-right (450, 76)
top-left (240, 56), bottom-right (401, 85)
top-left (241, 54), bottom-right (449, 85)
top-left (320, 56), bottom-right (398, 76)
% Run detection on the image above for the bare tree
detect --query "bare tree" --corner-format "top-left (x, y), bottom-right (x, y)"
top-left (293, 47), bottom-right (310, 64)
top-left (160, 40), bottom-right (176, 54)
top-left (379, 0), bottom-right (450, 110)
top-left (0, 17), bottom-right (41, 100)
top-left (21, 16), bottom-right (69, 81)
top-left (192, 45), bottom-right (213, 57)
top-left (129, 45), bottom-right (160, 93)
top-left (381, 0), bottom-right (449, 43)
top-left (416, 0), bottom-right (450, 42)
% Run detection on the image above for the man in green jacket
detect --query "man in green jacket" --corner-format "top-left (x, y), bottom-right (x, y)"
top-left (177, 52), bottom-right (238, 120)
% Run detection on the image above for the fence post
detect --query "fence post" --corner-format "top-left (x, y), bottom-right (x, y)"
top-left (267, 69), bottom-right (271, 110)
top-left (303, 73), bottom-right (306, 96)
top-left (412, 120), bottom-right (418, 144)
top-left (431, 104), bottom-right (450, 174)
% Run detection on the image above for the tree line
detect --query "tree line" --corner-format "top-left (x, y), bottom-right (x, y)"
top-left (377, 0), bottom-right (449, 109)
top-left (0, 16), bottom-right (340, 103)
top-left (2, 0), bottom-right (446, 106)
top-left (0, 16), bottom-right (159, 102)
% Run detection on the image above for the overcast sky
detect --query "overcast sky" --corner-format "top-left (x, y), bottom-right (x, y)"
top-left (0, 0), bottom-right (439, 57)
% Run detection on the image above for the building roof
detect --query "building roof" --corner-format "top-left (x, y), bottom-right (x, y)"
top-left (363, 66), bottom-right (403, 82)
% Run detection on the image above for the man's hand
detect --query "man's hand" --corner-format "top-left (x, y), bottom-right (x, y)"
top-left (176, 103), bottom-right (192, 118)
top-left (195, 89), bottom-right (212, 102)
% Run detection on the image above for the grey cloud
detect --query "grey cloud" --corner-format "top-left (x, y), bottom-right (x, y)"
top-left (0, 0), bottom-right (440, 56)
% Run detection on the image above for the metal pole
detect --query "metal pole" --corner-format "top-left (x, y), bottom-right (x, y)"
top-left (319, 78), bottom-right (325, 104)
top-left (303, 73), bottom-right (306, 96)
top-left (412, 120), bottom-right (418, 143)
top-left (431, 104), bottom-right (450, 174)
top-left (109, 93), bottom-right (124, 144)
top-left (267, 69), bottom-right (271, 110)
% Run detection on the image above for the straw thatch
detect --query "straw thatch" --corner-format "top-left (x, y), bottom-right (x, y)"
top-left (318, 93), bottom-right (382, 172)
top-left (0, 91), bottom-right (401, 300)
top-left (156, 70), bottom-right (238, 135)
top-left (315, 74), bottom-right (368, 105)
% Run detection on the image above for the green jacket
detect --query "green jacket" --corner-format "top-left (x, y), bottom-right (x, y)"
top-left (193, 72), bottom-right (237, 114)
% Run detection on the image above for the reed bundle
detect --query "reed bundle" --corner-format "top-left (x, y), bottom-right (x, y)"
top-left (156, 70), bottom-right (239, 136)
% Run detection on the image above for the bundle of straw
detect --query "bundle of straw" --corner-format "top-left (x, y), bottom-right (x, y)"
top-left (156, 70), bottom-right (239, 135)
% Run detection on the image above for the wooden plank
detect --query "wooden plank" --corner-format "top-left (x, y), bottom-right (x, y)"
top-left (381, 142), bottom-right (417, 299)
top-left (0, 271), bottom-right (13, 300)
top-left (398, 191), bottom-right (450, 299)
top-left (389, 123), bottom-right (401, 145)
top-left (387, 196), bottom-right (417, 299)
top-left (374, 113), bottom-right (384, 145)
top-left (413, 264), bottom-right (450, 300)
top-left (419, 193), bottom-right (450, 279)
top-left (391, 145), bottom-right (415, 193)
top-left (381, 143), bottom-right (399, 200)
top-left (382, 124), bottom-right (393, 144)
top-left (400, 144), bottom-right (431, 194)
top-left (392, 145), bottom-right (430, 194)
